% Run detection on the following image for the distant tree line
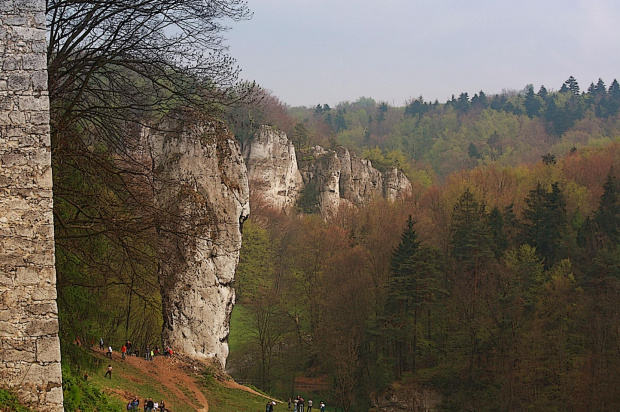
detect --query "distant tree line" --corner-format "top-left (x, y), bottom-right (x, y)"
top-left (228, 76), bottom-right (620, 182)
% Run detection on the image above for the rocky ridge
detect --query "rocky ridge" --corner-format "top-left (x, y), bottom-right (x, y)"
top-left (243, 126), bottom-right (412, 217)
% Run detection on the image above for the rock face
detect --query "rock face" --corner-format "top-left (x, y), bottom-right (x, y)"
top-left (242, 125), bottom-right (303, 211)
top-left (0, 1), bottom-right (64, 410)
top-left (384, 167), bottom-right (414, 202)
top-left (146, 114), bottom-right (249, 369)
top-left (300, 146), bottom-right (412, 218)
top-left (243, 128), bottom-right (412, 218)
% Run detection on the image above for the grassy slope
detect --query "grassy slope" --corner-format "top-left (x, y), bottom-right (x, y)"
top-left (63, 346), bottom-right (276, 412)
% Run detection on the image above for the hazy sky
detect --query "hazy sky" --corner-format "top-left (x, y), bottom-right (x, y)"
top-left (225, 0), bottom-right (620, 108)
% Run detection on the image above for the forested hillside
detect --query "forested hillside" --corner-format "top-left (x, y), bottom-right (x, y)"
top-left (229, 78), bottom-right (620, 410)
top-left (232, 76), bottom-right (620, 183)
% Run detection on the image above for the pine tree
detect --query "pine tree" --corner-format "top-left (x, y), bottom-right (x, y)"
top-left (595, 171), bottom-right (620, 245)
top-left (561, 76), bottom-right (580, 95)
top-left (488, 206), bottom-right (508, 260)
top-left (521, 183), bottom-right (567, 268)
top-left (595, 78), bottom-right (607, 95)
top-left (610, 79), bottom-right (620, 100)
top-left (384, 216), bottom-right (420, 376)
top-left (538, 85), bottom-right (548, 99)
top-left (450, 189), bottom-right (494, 287)
top-left (525, 86), bottom-right (542, 118)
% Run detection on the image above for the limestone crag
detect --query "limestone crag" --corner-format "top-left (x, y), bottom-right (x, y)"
top-left (0, 0), bottom-right (64, 410)
top-left (383, 167), bottom-right (413, 202)
top-left (146, 114), bottom-right (249, 369)
top-left (298, 146), bottom-right (350, 218)
top-left (299, 145), bottom-right (412, 218)
top-left (242, 125), bottom-right (303, 211)
top-left (334, 146), bottom-right (384, 205)
top-left (243, 127), bottom-right (412, 218)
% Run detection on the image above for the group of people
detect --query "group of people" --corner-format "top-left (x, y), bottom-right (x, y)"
top-left (287, 396), bottom-right (325, 412)
top-left (98, 337), bottom-right (173, 361)
top-left (126, 397), bottom-right (166, 411)
top-left (94, 338), bottom-right (171, 410)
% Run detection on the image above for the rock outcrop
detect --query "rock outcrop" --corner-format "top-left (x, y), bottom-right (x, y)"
top-left (299, 146), bottom-right (412, 218)
top-left (384, 167), bottom-right (414, 202)
top-left (242, 125), bottom-right (303, 211)
top-left (243, 127), bottom-right (412, 218)
top-left (0, 0), bottom-right (64, 410)
top-left (145, 114), bottom-right (249, 369)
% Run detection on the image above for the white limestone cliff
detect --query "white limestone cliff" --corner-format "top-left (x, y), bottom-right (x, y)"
top-left (145, 114), bottom-right (249, 369)
top-left (242, 125), bottom-right (303, 211)
top-left (299, 145), bottom-right (412, 218)
top-left (383, 167), bottom-right (413, 202)
top-left (243, 127), bottom-right (413, 218)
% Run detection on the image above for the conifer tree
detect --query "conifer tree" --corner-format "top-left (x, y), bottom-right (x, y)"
top-left (595, 171), bottom-right (620, 245)
top-left (451, 189), bottom-right (493, 275)
top-left (521, 183), bottom-right (567, 268)
top-left (525, 86), bottom-right (542, 118)
top-left (610, 79), bottom-right (620, 100)
top-left (384, 216), bottom-right (420, 376)
top-left (538, 85), bottom-right (548, 99)
top-left (488, 206), bottom-right (508, 260)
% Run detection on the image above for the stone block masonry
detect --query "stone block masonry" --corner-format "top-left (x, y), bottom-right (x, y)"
top-left (0, 0), bottom-right (64, 410)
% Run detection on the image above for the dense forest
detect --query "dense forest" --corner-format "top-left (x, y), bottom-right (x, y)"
top-left (228, 77), bottom-right (620, 410)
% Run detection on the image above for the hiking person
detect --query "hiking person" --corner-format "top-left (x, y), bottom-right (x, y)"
top-left (288, 398), bottom-right (292, 410)
top-left (132, 398), bottom-right (139, 409)
top-left (145, 345), bottom-right (150, 361)
top-left (121, 344), bottom-right (127, 359)
top-left (319, 401), bottom-right (325, 412)
top-left (99, 337), bottom-right (104, 350)
top-left (146, 398), bottom-right (154, 412)
top-left (266, 400), bottom-right (273, 412)
top-left (106, 345), bottom-right (113, 359)
top-left (299, 397), bottom-right (305, 412)
top-left (307, 399), bottom-right (313, 412)
top-left (294, 397), bottom-right (299, 412)
top-left (159, 400), bottom-right (166, 412)
top-left (127, 401), bottom-right (133, 410)
top-left (104, 364), bottom-right (112, 379)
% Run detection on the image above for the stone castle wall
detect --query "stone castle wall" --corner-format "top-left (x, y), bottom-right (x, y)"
top-left (0, 0), bottom-right (64, 410)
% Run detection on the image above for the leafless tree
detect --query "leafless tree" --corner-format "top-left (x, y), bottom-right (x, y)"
top-left (47, 0), bottom-right (255, 341)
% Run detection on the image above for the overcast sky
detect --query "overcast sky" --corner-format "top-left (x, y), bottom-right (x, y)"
top-left (225, 0), bottom-right (620, 108)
